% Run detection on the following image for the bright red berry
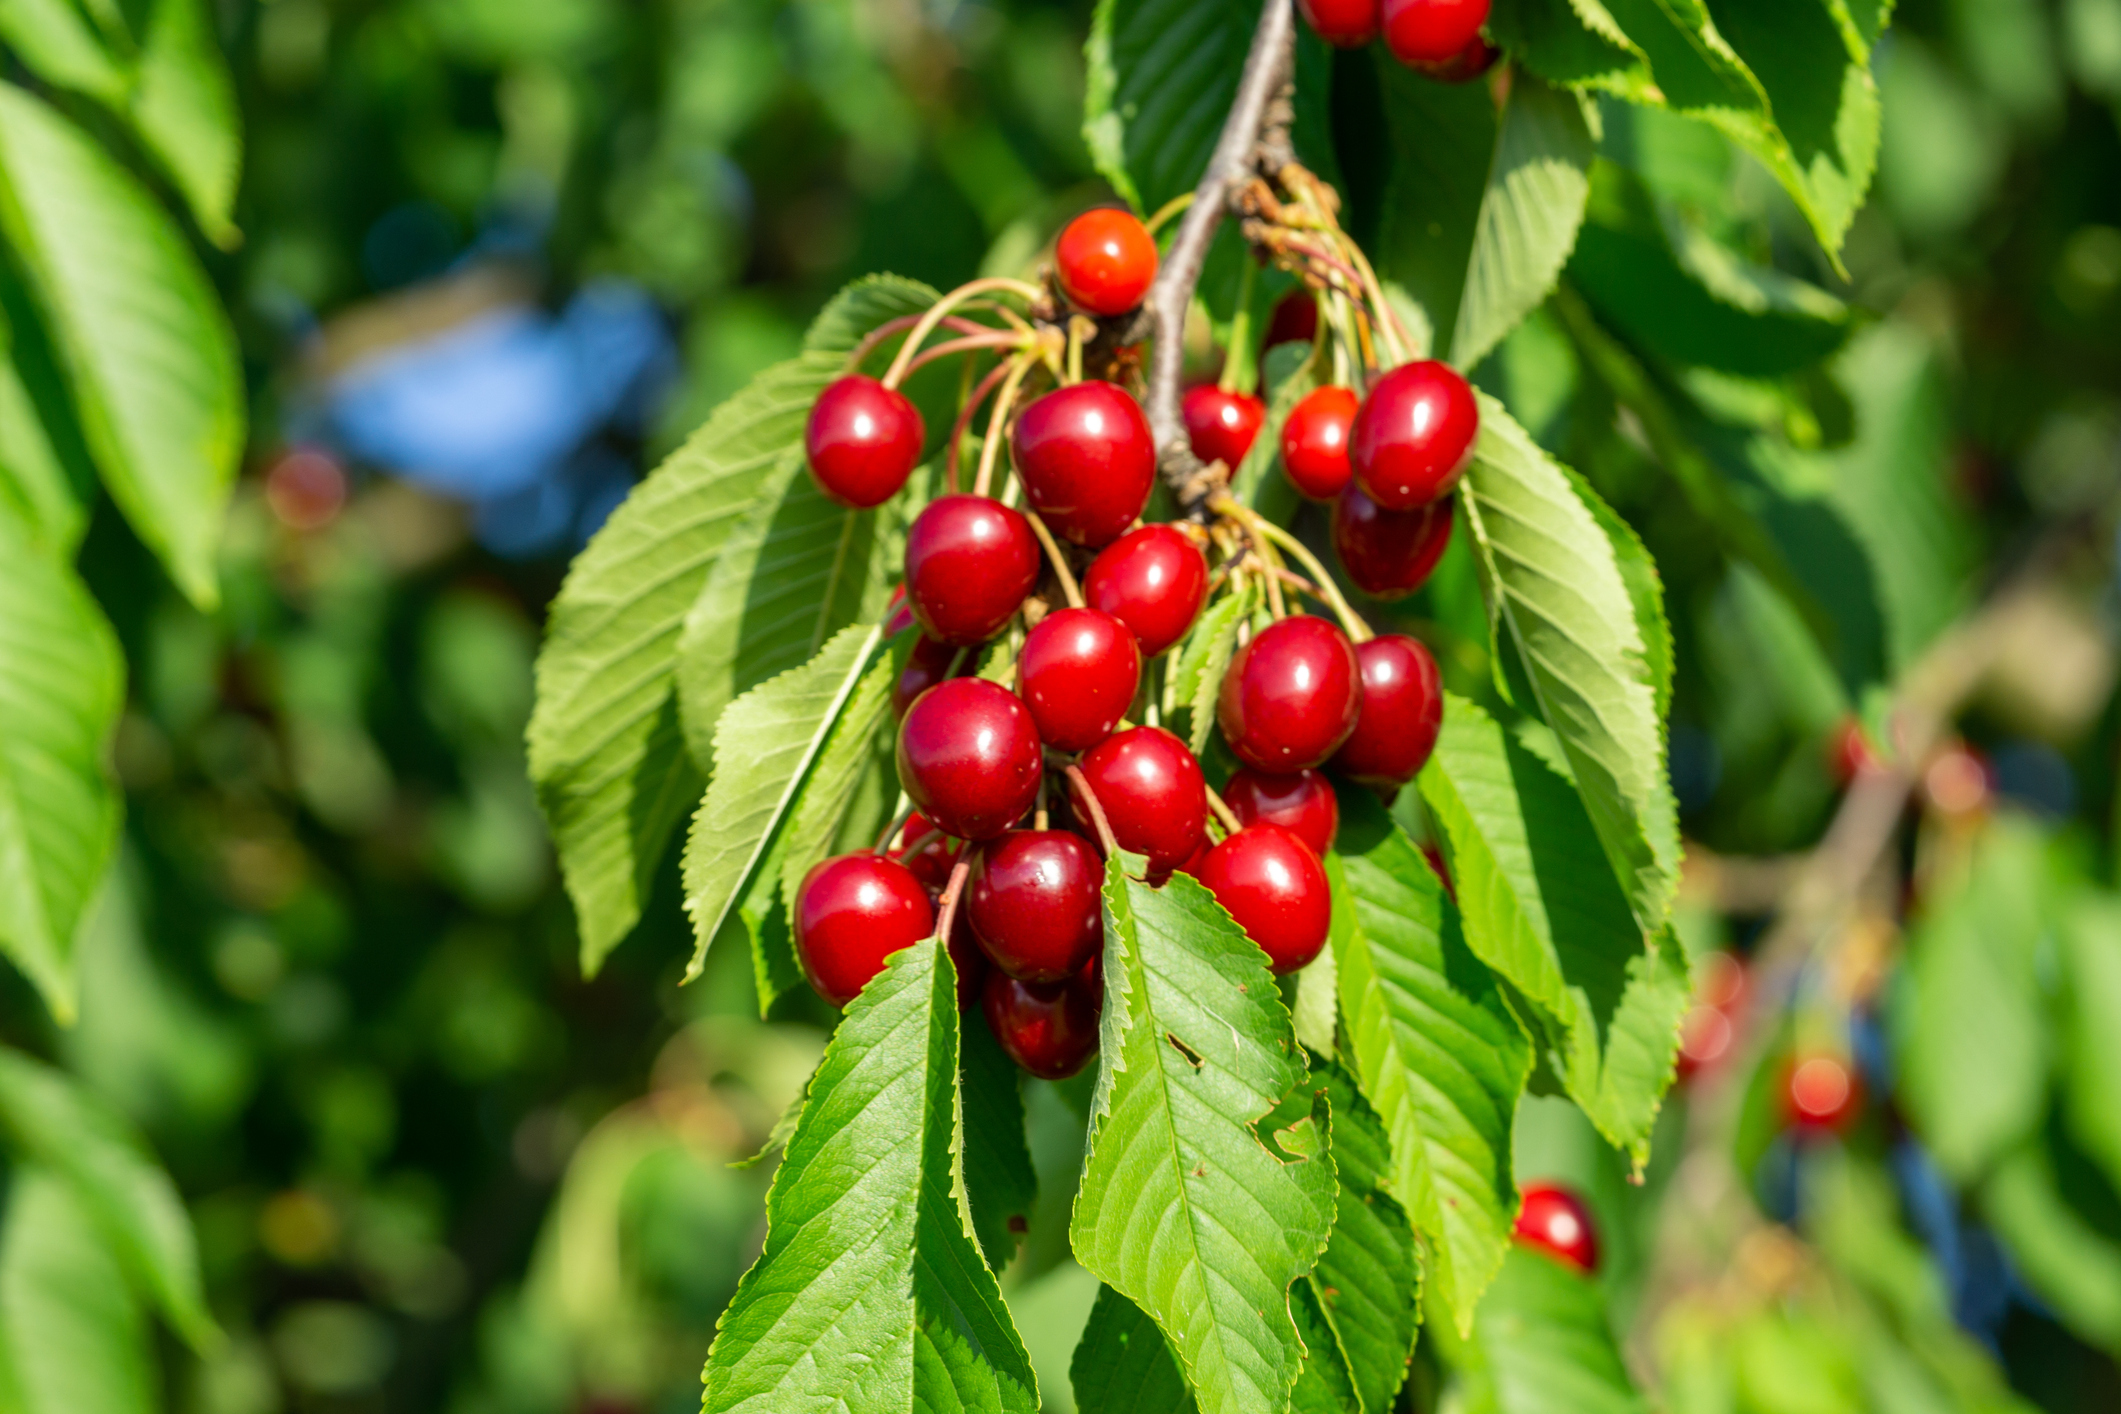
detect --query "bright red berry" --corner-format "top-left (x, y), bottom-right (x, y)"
top-left (806, 375), bottom-right (926, 509)
top-left (897, 678), bottom-right (1044, 841)
top-left (894, 635), bottom-right (968, 717)
top-left (1055, 208), bottom-right (1159, 317)
top-left (1282, 386), bottom-right (1360, 501)
top-left (1183, 385), bottom-right (1267, 471)
top-left (1514, 1183), bottom-right (1599, 1274)
top-left (1784, 1054), bottom-right (1862, 1133)
top-left (794, 853), bottom-right (936, 1007)
top-left (1299, 0), bottom-right (1379, 48)
top-left (1013, 382), bottom-right (1157, 548)
top-left (1380, 0), bottom-right (1491, 69)
top-left (1418, 31), bottom-right (1498, 81)
top-left (1077, 726), bottom-right (1207, 875)
top-left (1019, 608), bottom-right (1141, 753)
top-left (1225, 768), bottom-right (1339, 859)
top-left (1218, 616), bottom-right (1362, 772)
top-left (1350, 359), bottom-right (1480, 509)
top-left (904, 494), bottom-right (1041, 646)
top-left (893, 813), bottom-right (962, 892)
top-left (1195, 824), bottom-right (1331, 974)
top-left (1083, 524), bottom-right (1210, 658)
top-left (1332, 634), bottom-right (1442, 788)
top-left (968, 830), bottom-right (1105, 982)
top-left (983, 966), bottom-right (1100, 1079)
top-left (1333, 485), bottom-right (1454, 599)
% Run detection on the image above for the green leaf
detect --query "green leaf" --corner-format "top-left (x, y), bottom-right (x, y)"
top-left (1373, 60), bottom-right (1498, 363)
top-left (1070, 862), bottom-right (1337, 1414)
top-left (1565, 467), bottom-right (1672, 720)
top-left (1171, 584), bottom-right (1252, 758)
top-left (1981, 1125), bottom-right (2121, 1354)
top-left (0, 296), bottom-right (90, 550)
top-left (131, 0), bottom-right (240, 246)
top-left (702, 934), bottom-right (1039, 1411)
top-left (1071, 1284), bottom-right (1196, 1413)
top-left (0, 81), bottom-right (240, 609)
top-left (1232, 340), bottom-right (1320, 515)
top-left (0, 0), bottom-right (128, 106)
top-left (2062, 896), bottom-right (2121, 1198)
top-left (775, 646), bottom-right (898, 917)
top-left (1441, 1244), bottom-right (1647, 1414)
top-left (1289, 1276), bottom-right (1362, 1414)
top-left (961, 1015), bottom-right (1037, 1271)
top-left (0, 1167), bottom-right (155, 1414)
top-left (1488, 0), bottom-right (1660, 103)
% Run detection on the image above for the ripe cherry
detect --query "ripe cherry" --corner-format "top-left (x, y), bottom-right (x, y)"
top-left (1380, 0), bottom-right (1491, 70)
top-left (1514, 1183), bottom-right (1599, 1274)
top-left (1264, 290), bottom-right (1320, 351)
top-left (983, 966), bottom-right (1100, 1079)
top-left (1077, 726), bottom-right (1207, 875)
top-left (1019, 608), bottom-right (1142, 752)
top-left (897, 678), bottom-right (1044, 841)
top-left (968, 830), bottom-right (1105, 982)
top-left (1013, 382), bottom-right (1157, 548)
top-left (1333, 485), bottom-right (1454, 599)
top-left (1218, 615), bottom-right (1362, 772)
top-left (892, 813), bottom-right (962, 892)
top-left (1282, 386), bottom-right (1360, 501)
top-left (1055, 208), bottom-right (1159, 318)
top-left (806, 375), bottom-right (926, 509)
top-left (1083, 524), bottom-right (1210, 658)
top-left (1224, 768), bottom-right (1339, 859)
top-left (904, 494), bottom-right (1041, 646)
top-left (1298, 0), bottom-right (1379, 48)
top-left (894, 635), bottom-right (968, 717)
top-left (794, 853), bottom-right (936, 1007)
top-left (1418, 32), bottom-right (1497, 82)
top-left (1784, 1054), bottom-right (1862, 1134)
top-left (1351, 359), bottom-right (1480, 510)
top-left (1194, 824), bottom-right (1331, 973)
top-left (1183, 385), bottom-right (1267, 471)
top-left (1332, 634), bottom-right (1443, 788)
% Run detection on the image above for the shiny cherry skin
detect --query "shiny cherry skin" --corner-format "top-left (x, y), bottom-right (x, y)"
top-left (1195, 825), bottom-right (1331, 973)
top-left (1784, 1054), bottom-right (1863, 1133)
top-left (1514, 1183), bottom-right (1599, 1274)
top-left (1332, 635), bottom-right (1443, 788)
top-left (1351, 359), bottom-right (1480, 510)
top-left (1019, 608), bottom-right (1142, 753)
top-left (1077, 726), bottom-right (1207, 874)
top-left (1333, 485), bottom-right (1454, 599)
top-left (893, 813), bottom-right (962, 892)
top-left (1083, 524), bottom-right (1210, 657)
top-left (794, 853), bottom-right (936, 1007)
top-left (1419, 31), bottom-right (1498, 81)
top-left (1012, 382), bottom-right (1156, 548)
top-left (904, 494), bottom-right (1041, 646)
top-left (1225, 767), bottom-right (1339, 859)
top-left (983, 966), bottom-right (1100, 1079)
top-left (1183, 385), bottom-right (1267, 471)
top-left (1264, 290), bottom-right (1320, 350)
top-left (1380, 0), bottom-right (1491, 69)
top-left (896, 678), bottom-right (1044, 841)
top-left (1298, 0), bottom-right (1379, 47)
top-left (806, 375), bottom-right (926, 509)
top-left (1055, 208), bottom-right (1159, 317)
top-left (894, 635), bottom-right (968, 717)
top-left (1282, 386), bottom-right (1360, 501)
top-left (968, 830), bottom-right (1105, 982)
top-left (1218, 615), bottom-right (1362, 772)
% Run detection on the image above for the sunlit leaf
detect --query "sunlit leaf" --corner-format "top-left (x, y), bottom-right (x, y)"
top-left (0, 1168), bottom-right (155, 1414)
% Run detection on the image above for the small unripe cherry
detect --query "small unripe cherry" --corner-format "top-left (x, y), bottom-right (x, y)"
top-left (1513, 1183), bottom-right (1599, 1274)
top-left (1224, 768), bottom-right (1339, 859)
top-left (1417, 32), bottom-right (1497, 82)
top-left (806, 375), bottom-right (926, 509)
top-left (1380, 0), bottom-right (1491, 69)
top-left (1282, 386), bottom-right (1360, 501)
top-left (983, 966), bottom-right (1100, 1079)
top-left (967, 830), bottom-right (1105, 982)
top-left (1217, 615), bottom-right (1363, 772)
top-left (896, 678), bottom-right (1044, 841)
top-left (1012, 383), bottom-right (1157, 548)
top-left (1083, 524), bottom-right (1210, 658)
top-left (1332, 634), bottom-right (1443, 788)
top-left (1018, 608), bottom-right (1142, 753)
top-left (1077, 726), bottom-right (1207, 875)
top-left (1333, 485), bottom-right (1454, 599)
top-left (1350, 359), bottom-right (1480, 509)
top-left (1182, 385), bottom-right (1267, 471)
top-left (794, 853), bottom-right (935, 1006)
top-left (1784, 1054), bottom-right (1862, 1134)
top-left (1055, 208), bottom-right (1159, 317)
top-left (1298, 0), bottom-right (1379, 48)
top-left (904, 494), bottom-right (1041, 646)
top-left (1194, 824), bottom-right (1331, 973)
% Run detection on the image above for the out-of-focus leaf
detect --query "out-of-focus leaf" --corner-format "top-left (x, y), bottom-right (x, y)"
top-left (1233, 340), bottom-right (1318, 516)
top-left (1071, 1284), bottom-right (1196, 1413)
top-left (131, 0), bottom-right (240, 246)
top-left (0, 297), bottom-right (88, 550)
top-left (1441, 1244), bottom-right (1647, 1414)
top-left (1373, 60), bottom-right (1497, 360)
top-left (1487, 0), bottom-right (1661, 104)
top-left (0, 1168), bottom-right (154, 1414)
top-left (961, 1016), bottom-right (1036, 1271)
top-left (1981, 1125), bottom-right (2121, 1354)
top-left (2062, 896), bottom-right (2121, 1197)
top-left (0, 0), bottom-right (128, 105)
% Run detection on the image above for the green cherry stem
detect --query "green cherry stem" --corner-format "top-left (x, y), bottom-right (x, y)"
top-left (1023, 507), bottom-right (1085, 609)
top-left (882, 277), bottom-right (1044, 389)
top-left (973, 352), bottom-right (1038, 499)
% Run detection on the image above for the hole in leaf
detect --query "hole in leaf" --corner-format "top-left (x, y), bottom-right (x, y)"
top-left (1166, 1032), bottom-right (1205, 1068)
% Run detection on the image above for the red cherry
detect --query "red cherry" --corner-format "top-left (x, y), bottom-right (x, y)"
top-left (1332, 634), bottom-right (1443, 788)
top-left (1282, 386), bottom-right (1360, 502)
top-left (967, 830), bottom-right (1105, 982)
top-left (1418, 32), bottom-right (1498, 82)
top-left (1019, 608), bottom-right (1142, 753)
top-left (894, 635), bottom-right (969, 717)
top-left (1299, 0), bottom-right (1379, 48)
top-left (1083, 524), bottom-right (1210, 658)
top-left (896, 678), bottom-right (1044, 841)
top-left (806, 375), bottom-right (926, 509)
top-left (983, 966), bottom-right (1100, 1079)
top-left (893, 813), bottom-right (962, 892)
top-left (1514, 1183), bottom-right (1599, 1274)
top-left (1784, 1054), bottom-right (1862, 1133)
top-left (1077, 726), bottom-right (1206, 875)
top-left (884, 584), bottom-right (915, 637)
top-left (1182, 385), bottom-right (1267, 471)
top-left (1380, 0), bottom-right (1491, 69)
top-left (905, 494), bottom-right (1041, 646)
top-left (1055, 208), bottom-right (1159, 318)
top-left (1350, 360), bottom-right (1480, 510)
top-left (1194, 825), bottom-right (1331, 974)
top-left (1225, 768), bottom-right (1339, 858)
top-left (1333, 485), bottom-right (1454, 599)
top-left (1264, 291), bottom-right (1320, 351)
top-left (794, 853), bottom-right (936, 1006)
top-left (1012, 383), bottom-right (1156, 549)
top-left (1217, 616), bottom-right (1362, 772)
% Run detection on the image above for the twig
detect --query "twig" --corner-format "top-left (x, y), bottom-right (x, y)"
top-left (1204, 783), bottom-right (1243, 837)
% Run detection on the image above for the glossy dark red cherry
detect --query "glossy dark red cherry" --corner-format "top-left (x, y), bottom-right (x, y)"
top-left (893, 813), bottom-right (962, 892)
top-left (1350, 359), bottom-right (1480, 510)
top-left (1217, 615), bottom-right (1362, 772)
top-left (1183, 385), bottom-right (1267, 471)
top-left (1419, 31), bottom-right (1498, 81)
top-left (806, 375), bottom-right (926, 509)
top-left (1514, 1183), bottom-right (1599, 1274)
top-left (904, 494), bottom-right (1041, 646)
top-left (1055, 208), bottom-right (1159, 317)
top-left (1083, 524), bottom-right (1210, 658)
top-left (794, 853), bottom-right (936, 1007)
top-left (1012, 382), bottom-right (1156, 549)
top-left (982, 966), bottom-right (1100, 1079)
top-left (1225, 768), bottom-right (1339, 859)
top-left (1784, 1054), bottom-right (1863, 1133)
top-left (1380, 0), bottom-right (1490, 69)
top-left (1299, 0), bottom-right (1379, 48)
top-left (1333, 485), bottom-right (1454, 599)
top-left (1264, 290), bottom-right (1320, 351)
top-left (1282, 386), bottom-right (1360, 501)
top-left (896, 678), bottom-right (1043, 841)
top-left (1194, 824), bottom-right (1331, 974)
top-left (894, 635), bottom-right (968, 717)
top-left (1077, 726), bottom-right (1207, 875)
top-left (968, 830), bottom-right (1105, 982)
top-left (1018, 608), bottom-right (1141, 752)
top-left (1332, 634), bottom-right (1443, 788)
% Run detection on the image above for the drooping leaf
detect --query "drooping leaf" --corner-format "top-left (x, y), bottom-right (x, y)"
top-left (1980, 1122), bottom-right (2121, 1355)
top-left (961, 1015), bottom-right (1037, 1271)
top-left (2062, 896), bottom-right (2121, 1199)
top-left (1487, 0), bottom-right (1661, 103)
top-left (775, 645), bottom-right (898, 916)
top-left (0, 1168), bottom-right (155, 1414)
top-left (1071, 1284), bottom-right (1196, 1414)
top-left (0, 0), bottom-right (128, 106)
top-left (1441, 1244), bottom-right (1648, 1414)
top-left (0, 296), bottom-right (90, 549)
top-left (131, 0), bottom-right (240, 246)
top-left (1070, 862), bottom-right (1337, 1414)
top-left (1289, 1275), bottom-right (1362, 1414)
top-left (702, 934), bottom-right (1039, 1411)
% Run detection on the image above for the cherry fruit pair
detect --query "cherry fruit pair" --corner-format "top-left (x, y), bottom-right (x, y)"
top-left (1299, 0), bottom-right (1496, 80)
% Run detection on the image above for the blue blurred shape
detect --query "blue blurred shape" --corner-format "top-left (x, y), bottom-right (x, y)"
top-left (1989, 739), bottom-right (2078, 817)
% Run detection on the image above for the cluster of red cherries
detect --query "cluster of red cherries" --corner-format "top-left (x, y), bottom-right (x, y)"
top-left (1300, 0), bottom-right (1496, 82)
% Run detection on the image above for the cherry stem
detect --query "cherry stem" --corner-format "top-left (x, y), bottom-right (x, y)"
top-left (1217, 495), bottom-right (1370, 641)
top-left (883, 277), bottom-right (1044, 389)
top-left (934, 857), bottom-right (972, 953)
top-left (946, 357), bottom-right (1017, 494)
top-left (876, 794), bottom-right (917, 855)
top-left (974, 353), bottom-right (1037, 499)
top-left (1203, 782), bottom-right (1243, 838)
top-left (1265, 564), bottom-right (1327, 602)
top-left (850, 313), bottom-right (1001, 373)
top-left (901, 332), bottom-right (1033, 381)
top-left (1063, 764), bottom-right (1122, 861)
top-left (1024, 508), bottom-right (1085, 609)
top-left (1143, 190), bottom-right (1195, 237)
top-left (1217, 257), bottom-right (1259, 396)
